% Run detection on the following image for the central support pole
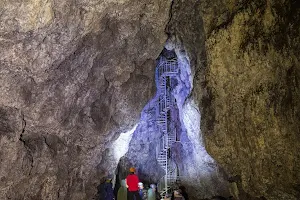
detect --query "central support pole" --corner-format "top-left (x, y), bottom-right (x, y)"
top-left (155, 49), bottom-right (180, 197)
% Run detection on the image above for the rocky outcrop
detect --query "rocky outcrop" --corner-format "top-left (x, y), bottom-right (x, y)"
top-left (0, 0), bottom-right (172, 199)
top-left (168, 0), bottom-right (300, 199)
top-left (1, 0), bottom-right (299, 199)
top-left (114, 45), bottom-right (231, 199)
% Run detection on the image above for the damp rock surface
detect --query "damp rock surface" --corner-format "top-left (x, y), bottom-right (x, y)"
top-left (169, 0), bottom-right (300, 199)
top-left (0, 0), bottom-right (171, 199)
top-left (1, 0), bottom-right (300, 200)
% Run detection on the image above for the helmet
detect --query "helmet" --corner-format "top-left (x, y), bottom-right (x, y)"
top-left (129, 167), bottom-right (136, 172)
top-left (138, 182), bottom-right (143, 186)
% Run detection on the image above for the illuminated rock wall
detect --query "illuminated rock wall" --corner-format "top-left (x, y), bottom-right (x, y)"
top-left (117, 45), bottom-right (230, 199)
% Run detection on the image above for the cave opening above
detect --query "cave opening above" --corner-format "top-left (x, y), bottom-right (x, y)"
top-left (112, 44), bottom-right (230, 199)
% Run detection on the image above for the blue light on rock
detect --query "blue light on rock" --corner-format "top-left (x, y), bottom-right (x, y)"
top-left (113, 124), bottom-right (138, 163)
top-left (115, 41), bottom-right (230, 199)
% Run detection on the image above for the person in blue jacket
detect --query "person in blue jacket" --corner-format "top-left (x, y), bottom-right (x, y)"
top-left (104, 176), bottom-right (115, 200)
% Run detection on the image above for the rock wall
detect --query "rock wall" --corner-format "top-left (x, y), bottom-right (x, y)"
top-left (1, 0), bottom-right (299, 199)
top-left (0, 0), bottom-right (172, 199)
top-left (167, 0), bottom-right (300, 199)
top-left (116, 45), bottom-right (230, 200)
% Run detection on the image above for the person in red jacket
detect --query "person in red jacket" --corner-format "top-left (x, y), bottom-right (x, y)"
top-left (125, 167), bottom-right (141, 200)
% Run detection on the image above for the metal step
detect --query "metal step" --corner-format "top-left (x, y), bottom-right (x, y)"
top-left (156, 56), bottom-right (180, 196)
top-left (157, 155), bottom-right (167, 160)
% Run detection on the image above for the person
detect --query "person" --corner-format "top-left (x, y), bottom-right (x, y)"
top-left (97, 178), bottom-right (106, 200)
top-left (147, 184), bottom-right (161, 200)
top-left (138, 182), bottom-right (147, 200)
top-left (104, 176), bottom-right (115, 200)
top-left (178, 186), bottom-right (189, 200)
top-left (117, 179), bottom-right (127, 200)
top-left (126, 167), bottom-right (141, 200)
top-left (171, 189), bottom-right (185, 200)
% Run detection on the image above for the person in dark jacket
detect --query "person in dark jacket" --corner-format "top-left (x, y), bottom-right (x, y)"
top-left (97, 179), bottom-right (106, 200)
top-left (104, 177), bottom-right (115, 200)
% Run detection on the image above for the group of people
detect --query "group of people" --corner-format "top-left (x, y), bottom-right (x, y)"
top-left (100, 167), bottom-right (189, 200)
top-left (118, 167), bottom-right (161, 200)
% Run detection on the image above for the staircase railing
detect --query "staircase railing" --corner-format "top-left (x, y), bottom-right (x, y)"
top-left (155, 54), bottom-right (180, 198)
top-left (157, 58), bottom-right (178, 78)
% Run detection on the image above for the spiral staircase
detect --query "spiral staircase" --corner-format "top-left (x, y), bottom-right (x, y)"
top-left (155, 55), bottom-right (180, 197)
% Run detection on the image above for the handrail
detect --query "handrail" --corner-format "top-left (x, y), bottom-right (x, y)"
top-left (157, 58), bottom-right (179, 78)
top-left (155, 54), bottom-right (180, 198)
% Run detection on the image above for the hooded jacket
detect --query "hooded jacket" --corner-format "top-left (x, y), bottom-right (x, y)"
top-left (117, 180), bottom-right (127, 200)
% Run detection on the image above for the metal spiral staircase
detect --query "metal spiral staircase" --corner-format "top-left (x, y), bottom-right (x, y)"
top-left (155, 55), bottom-right (180, 197)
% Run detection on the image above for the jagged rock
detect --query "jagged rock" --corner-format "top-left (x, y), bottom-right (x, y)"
top-left (0, 0), bottom-right (172, 199)
top-left (1, 0), bottom-right (299, 199)
top-left (171, 0), bottom-right (300, 199)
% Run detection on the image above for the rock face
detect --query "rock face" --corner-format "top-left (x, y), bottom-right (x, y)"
top-left (1, 0), bottom-right (299, 199)
top-left (0, 0), bottom-right (171, 199)
top-left (170, 0), bottom-right (300, 199)
top-left (116, 46), bottom-right (230, 199)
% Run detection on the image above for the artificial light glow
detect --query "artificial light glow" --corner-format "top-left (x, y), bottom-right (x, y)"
top-left (113, 124), bottom-right (138, 162)
top-left (182, 99), bottom-right (215, 175)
